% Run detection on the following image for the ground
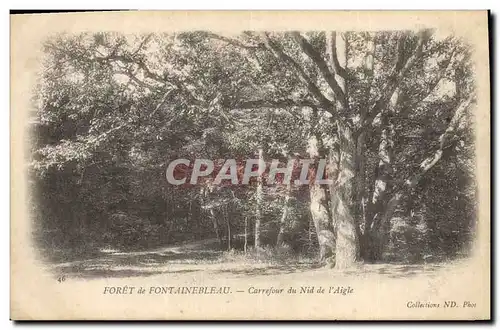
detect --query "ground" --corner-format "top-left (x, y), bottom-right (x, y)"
top-left (48, 238), bottom-right (452, 281)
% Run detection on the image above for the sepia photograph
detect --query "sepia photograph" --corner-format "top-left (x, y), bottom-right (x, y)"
top-left (10, 10), bottom-right (491, 320)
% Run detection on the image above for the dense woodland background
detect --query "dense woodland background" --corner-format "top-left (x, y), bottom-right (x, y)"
top-left (29, 30), bottom-right (477, 270)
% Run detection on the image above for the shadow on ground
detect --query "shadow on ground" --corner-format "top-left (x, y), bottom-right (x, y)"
top-left (337, 263), bottom-right (447, 279)
top-left (214, 262), bottom-right (322, 277)
top-left (51, 241), bottom-right (223, 279)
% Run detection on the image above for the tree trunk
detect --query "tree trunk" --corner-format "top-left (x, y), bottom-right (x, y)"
top-left (254, 148), bottom-right (263, 250)
top-left (355, 33), bottom-right (375, 251)
top-left (244, 216), bottom-right (248, 253)
top-left (308, 214), bottom-right (314, 252)
top-left (331, 187), bottom-right (359, 269)
top-left (329, 33), bottom-right (360, 269)
top-left (331, 122), bottom-right (360, 269)
top-left (310, 183), bottom-right (335, 262)
top-left (354, 131), bottom-right (367, 250)
top-left (276, 179), bottom-right (292, 247)
top-left (362, 88), bottom-right (399, 262)
top-left (225, 207), bottom-right (232, 251)
top-left (209, 208), bottom-right (223, 248)
top-left (307, 134), bottom-right (335, 263)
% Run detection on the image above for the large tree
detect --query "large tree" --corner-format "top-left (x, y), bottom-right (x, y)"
top-left (200, 30), bottom-right (475, 268)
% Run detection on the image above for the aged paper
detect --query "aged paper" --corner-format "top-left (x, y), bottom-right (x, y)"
top-left (11, 11), bottom-right (490, 320)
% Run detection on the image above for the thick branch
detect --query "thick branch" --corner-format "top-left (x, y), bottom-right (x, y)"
top-left (88, 123), bottom-right (127, 145)
top-left (149, 88), bottom-right (177, 118)
top-left (116, 69), bottom-right (162, 92)
top-left (260, 33), bottom-right (334, 111)
top-left (132, 34), bottom-right (153, 56)
top-left (235, 99), bottom-right (315, 110)
top-left (290, 32), bottom-right (347, 109)
top-left (407, 48), bottom-right (456, 109)
top-left (411, 96), bottom-right (472, 185)
top-left (205, 32), bottom-right (264, 50)
top-left (361, 33), bottom-right (376, 119)
top-left (124, 56), bottom-right (164, 84)
top-left (363, 30), bottom-right (432, 127)
top-left (326, 32), bottom-right (348, 79)
top-left (96, 52), bottom-right (167, 87)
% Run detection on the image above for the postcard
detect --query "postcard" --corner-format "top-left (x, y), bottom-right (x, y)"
top-left (10, 10), bottom-right (491, 320)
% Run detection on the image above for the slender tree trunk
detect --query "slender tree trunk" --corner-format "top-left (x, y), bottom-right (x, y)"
top-left (254, 148), bottom-right (263, 250)
top-left (209, 208), bottom-right (223, 248)
top-left (354, 131), bottom-right (367, 253)
top-left (244, 216), bottom-right (248, 253)
top-left (201, 186), bottom-right (224, 248)
top-left (225, 207), bottom-right (231, 251)
top-left (276, 179), bottom-right (292, 247)
top-left (308, 214), bottom-right (314, 252)
top-left (187, 201), bottom-right (194, 238)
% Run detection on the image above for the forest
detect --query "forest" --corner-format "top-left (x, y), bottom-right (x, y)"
top-left (30, 29), bottom-right (477, 273)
